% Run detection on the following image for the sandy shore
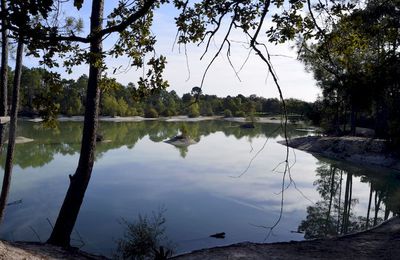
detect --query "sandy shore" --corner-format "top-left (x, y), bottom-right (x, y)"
top-left (0, 241), bottom-right (106, 260)
top-left (23, 115), bottom-right (288, 124)
top-left (173, 217), bottom-right (400, 259)
top-left (278, 136), bottom-right (400, 171)
top-left (3, 217), bottom-right (398, 259)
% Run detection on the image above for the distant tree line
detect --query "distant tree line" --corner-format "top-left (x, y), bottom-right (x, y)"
top-left (8, 66), bottom-right (314, 120)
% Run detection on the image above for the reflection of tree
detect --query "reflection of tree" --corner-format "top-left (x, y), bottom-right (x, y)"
top-left (299, 159), bottom-right (400, 239)
top-left (299, 165), bottom-right (365, 239)
top-left (177, 146), bottom-right (188, 158)
top-left (2, 120), bottom-right (299, 167)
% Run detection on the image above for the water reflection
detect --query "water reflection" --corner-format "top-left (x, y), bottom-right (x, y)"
top-left (299, 157), bottom-right (400, 239)
top-left (0, 120), bottom-right (398, 256)
top-left (3, 120), bottom-right (303, 168)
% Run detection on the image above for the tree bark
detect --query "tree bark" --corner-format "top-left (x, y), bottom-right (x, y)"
top-left (47, 0), bottom-right (104, 247)
top-left (373, 191), bottom-right (381, 226)
top-left (341, 172), bottom-right (352, 234)
top-left (350, 106), bottom-right (356, 136)
top-left (0, 0), bottom-right (9, 158)
top-left (326, 166), bottom-right (335, 232)
top-left (0, 38), bottom-right (24, 223)
top-left (336, 170), bottom-right (343, 234)
top-left (366, 184), bottom-right (373, 228)
top-left (0, 0), bottom-right (8, 116)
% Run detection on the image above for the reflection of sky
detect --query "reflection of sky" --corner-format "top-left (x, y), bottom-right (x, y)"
top-left (0, 122), bottom-right (393, 257)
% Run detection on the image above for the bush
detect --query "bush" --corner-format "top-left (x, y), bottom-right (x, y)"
top-left (144, 108), bottom-right (159, 118)
top-left (136, 107), bottom-right (144, 117)
top-left (162, 108), bottom-right (176, 117)
top-left (126, 108), bottom-right (138, 116)
top-left (224, 109), bottom-right (232, 117)
top-left (205, 106), bottom-right (214, 116)
top-left (116, 209), bottom-right (173, 260)
top-left (235, 110), bottom-right (246, 117)
top-left (188, 104), bottom-right (200, 118)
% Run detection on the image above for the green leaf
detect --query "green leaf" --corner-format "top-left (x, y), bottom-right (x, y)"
top-left (74, 0), bottom-right (84, 10)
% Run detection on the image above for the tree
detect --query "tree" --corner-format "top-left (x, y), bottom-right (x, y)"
top-left (0, 0), bottom-right (59, 224)
top-left (0, 0), bottom-right (8, 117)
top-left (47, 0), bottom-right (168, 247)
top-left (299, 0), bottom-right (400, 140)
top-left (0, 38), bottom-right (23, 224)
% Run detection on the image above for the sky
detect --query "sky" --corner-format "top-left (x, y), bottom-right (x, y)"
top-left (23, 1), bottom-right (321, 102)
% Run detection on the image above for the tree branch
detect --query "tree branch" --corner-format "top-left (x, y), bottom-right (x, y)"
top-left (98, 0), bottom-right (157, 37)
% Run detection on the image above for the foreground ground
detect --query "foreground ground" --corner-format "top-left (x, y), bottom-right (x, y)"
top-left (0, 217), bottom-right (398, 259)
top-left (173, 217), bottom-right (400, 259)
top-left (0, 241), bottom-right (106, 259)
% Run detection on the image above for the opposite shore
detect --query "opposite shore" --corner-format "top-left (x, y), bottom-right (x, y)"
top-left (23, 115), bottom-right (291, 124)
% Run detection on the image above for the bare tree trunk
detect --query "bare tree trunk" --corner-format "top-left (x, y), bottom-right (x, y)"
top-left (347, 174), bottom-right (352, 225)
top-left (326, 166), bottom-right (335, 232)
top-left (366, 184), bottom-right (373, 228)
top-left (341, 173), bottom-right (351, 234)
top-left (0, 0), bottom-right (9, 156)
top-left (342, 107), bottom-right (347, 133)
top-left (384, 205), bottom-right (390, 221)
top-left (0, 38), bottom-right (24, 223)
top-left (336, 170), bottom-right (343, 234)
top-left (47, 0), bottom-right (104, 247)
top-left (0, 0), bottom-right (8, 116)
top-left (373, 191), bottom-right (381, 226)
top-left (350, 109), bottom-right (356, 136)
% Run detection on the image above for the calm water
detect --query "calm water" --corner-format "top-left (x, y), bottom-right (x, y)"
top-left (0, 120), bottom-right (399, 256)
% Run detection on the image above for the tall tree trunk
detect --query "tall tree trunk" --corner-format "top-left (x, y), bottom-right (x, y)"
top-left (0, 0), bottom-right (9, 155)
top-left (341, 172), bottom-right (351, 234)
top-left (326, 166), bottom-right (335, 232)
top-left (373, 191), bottom-right (381, 226)
top-left (347, 174), bottom-right (352, 229)
top-left (336, 170), bottom-right (343, 234)
top-left (0, 0), bottom-right (8, 116)
top-left (342, 106), bottom-right (347, 133)
top-left (350, 108), bottom-right (356, 136)
top-left (0, 38), bottom-right (24, 223)
top-left (366, 184), bottom-right (373, 229)
top-left (47, 0), bottom-right (104, 247)
top-left (384, 204), bottom-right (390, 221)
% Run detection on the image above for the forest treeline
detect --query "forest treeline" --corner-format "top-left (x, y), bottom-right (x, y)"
top-left (11, 66), bottom-right (314, 120)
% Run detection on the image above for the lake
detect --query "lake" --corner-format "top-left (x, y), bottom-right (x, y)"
top-left (0, 120), bottom-right (399, 257)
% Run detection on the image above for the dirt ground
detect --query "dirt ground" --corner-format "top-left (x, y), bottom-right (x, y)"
top-left (172, 217), bottom-right (400, 260)
top-left (0, 241), bottom-right (106, 260)
top-left (0, 218), bottom-right (398, 259)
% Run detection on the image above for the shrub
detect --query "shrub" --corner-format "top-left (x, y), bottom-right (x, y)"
top-left (162, 108), bottom-right (176, 117)
top-left (188, 104), bottom-right (200, 118)
top-left (224, 109), bottom-right (232, 117)
top-left (235, 110), bottom-right (246, 117)
top-left (145, 108), bottom-right (159, 118)
top-left (205, 106), bottom-right (214, 116)
top-left (116, 209), bottom-right (173, 260)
